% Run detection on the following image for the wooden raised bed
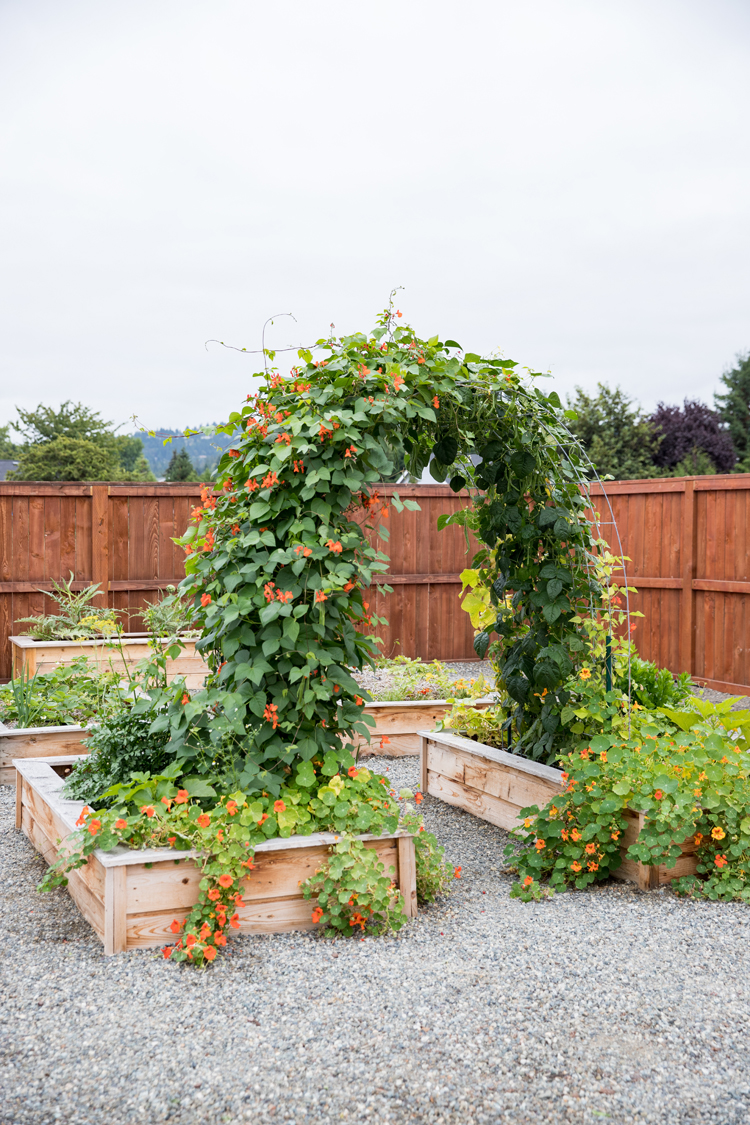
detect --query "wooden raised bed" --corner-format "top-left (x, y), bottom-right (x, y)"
top-left (11, 633), bottom-right (209, 688)
top-left (419, 729), bottom-right (698, 892)
top-left (0, 722), bottom-right (88, 786)
top-left (350, 697), bottom-right (494, 757)
top-left (15, 756), bottom-right (417, 954)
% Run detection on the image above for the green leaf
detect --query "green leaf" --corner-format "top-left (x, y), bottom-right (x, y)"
top-left (295, 761), bottom-right (316, 788)
top-left (183, 778), bottom-right (217, 798)
top-left (433, 435), bottom-right (458, 465)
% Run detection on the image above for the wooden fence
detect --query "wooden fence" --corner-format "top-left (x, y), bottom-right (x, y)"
top-left (590, 474), bottom-right (750, 696)
top-left (4, 475), bottom-right (749, 692)
top-left (0, 482), bottom-right (480, 680)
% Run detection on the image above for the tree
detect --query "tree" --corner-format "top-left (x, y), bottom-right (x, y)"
top-left (12, 436), bottom-right (121, 481)
top-left (565, 384), bottom-right (659, 480)
top-left (7, 400), bottom-right (156, 481)
top-left (715, 352), bottom-right (750, 471)
top-left (0, 425), bottom-right (20, 459)
top-left (164, 448), bottom-right (199, 482)
top-left (649, 399), bottom-right (736, 475)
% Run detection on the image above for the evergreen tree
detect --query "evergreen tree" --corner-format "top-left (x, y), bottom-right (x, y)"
top-left (566, 384), bottom-right (659, 480)
top-left (7, 401), bottom-right (156, 481)
top-left (714, 352), bottom-right (750, 471)
top-left (164, 447), bottom-right (199, 482)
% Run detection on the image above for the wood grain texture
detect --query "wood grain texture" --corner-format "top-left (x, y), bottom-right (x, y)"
top-left (424, 733), bottom-right (699, 889)
top-left (0, 725), bottom-right (88, 784)
top-left (16, 759), bottom-right (415, 953)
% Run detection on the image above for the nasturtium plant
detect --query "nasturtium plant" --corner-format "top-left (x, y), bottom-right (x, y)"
top-left (154, 302), bottom-right (601, 787)
top-left (507, 722), bottom-right (750, 903)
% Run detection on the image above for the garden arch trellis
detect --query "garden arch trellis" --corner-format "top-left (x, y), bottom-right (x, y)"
top-left (163, 305), bottom-right (631, 786)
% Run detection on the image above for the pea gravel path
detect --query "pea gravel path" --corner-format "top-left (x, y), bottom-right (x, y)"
top-left (2, 757), bottom-right (750, 1125)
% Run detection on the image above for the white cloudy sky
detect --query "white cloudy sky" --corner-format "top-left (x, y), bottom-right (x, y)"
top-left (1, 0), bottom-right (749, 433)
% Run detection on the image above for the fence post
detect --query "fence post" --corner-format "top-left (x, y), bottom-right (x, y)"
top-left (91, 484), bottom-right (110, 607)
top-left (679, 479), bottom-right (696, 678)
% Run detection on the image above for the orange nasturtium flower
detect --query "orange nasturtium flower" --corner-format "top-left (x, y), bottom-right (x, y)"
top-left (585, 842), bottom-right (597, 855)
top-left (312, 907), bottom-right (324, 924)
top-left (87, 819), bottom-right (102, 836)
top-left (115, 818), bottom-right (127, 830)
top-left (523, 817), bottom-right (534, 828)
top-left (654, 790), bottom-right (664, 801)
top-left (415, 792), bottom-right (423, 805)
top-left (208, 889), bottom-right (221, 902)
top-left (75, 806), bottom-right (91, 827)
top-left (348, 766), bottom-right (359, 778)
top-left (175, 789), bottom-right (189, 804)
top-left (197, 813), bottom-right (211, 828)
top-left (534, 839), bottom-right (545, 852)
top-left (273, 800), bottom-right (286, 813)
top-left (218, 873), bottom-right (234, 888)
top-left (571, 862), bottom-right (582, 873)
top-left (170, 919), bottom-right (182, 934)
top-left (715, 854), bottom-right (728, 868)
top-left (523, 876), bottom-right (534, 887)
top-left (203, 946), bottom-right (218, 962)
top-left (711, 826), bottom-right (726, 841)
top-left (579, 668), bottom-right (592, 680)
top-left (454, 866), bottom-right (462, 879)
top-left (140, 806), bottom-right (155, 818)
top-left (226, 800), bottom-right (238, 816)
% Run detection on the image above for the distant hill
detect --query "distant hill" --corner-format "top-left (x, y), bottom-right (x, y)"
top-left (135, 428), bottom-right (234, 478)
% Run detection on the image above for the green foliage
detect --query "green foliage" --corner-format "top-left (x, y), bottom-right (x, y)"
top-left (506, 724), bottom-right (750, 901)
top-left (658, 695), bottom-right (750, 747)
top-left (301, 834), bottom-right (408, 937)
top-left (16, 574), bottom-right (119, 639)
top-left (0, 424), bottom-right (20, 459)
top-left (158, 306), bottom-right (601, 792)
top-left (10, 435), bottom-right (122, 482)
top-left (0, 656), bottom-right (125, 729)
top-left (618, 655), bottom-right (693, 711)
top-left (565, 384), bottom-right (659, 481)
top-left (367, 656), bottom-right (492, 702)
top-left (715, 351), bottom-right (750, 471)
top-left (443, 700), bottom-right (511, 749)
top-left (62, 707), bottom-right (173, 805)
top-left (140, 586), bottom-right (196, 639)
top-left (41, 759), bottom-right (405, 964)
top-left (165, 447), bottom-right (199, 482)
top-left (398, 797), bottom-right (455, 902)
top-left (6, 401), bottom-right (155, 481)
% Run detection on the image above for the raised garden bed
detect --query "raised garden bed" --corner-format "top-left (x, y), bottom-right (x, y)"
top-left (0, 723), bottom-right (88, 786)
top-left (350, 697), bottom-right (494, 757)
top-left (419, 728), bottom-right (698, 891)
top-left (11, 634), bottom-right (209, 688)
top-left (15, 756), bottom-right (418, 954)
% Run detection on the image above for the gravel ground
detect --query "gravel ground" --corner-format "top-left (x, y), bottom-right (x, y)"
top-left (3, 757), bottom-right (750, 1125)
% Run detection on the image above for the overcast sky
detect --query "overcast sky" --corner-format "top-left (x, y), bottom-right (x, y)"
top-left (1, 0), bottom-right (749, 434)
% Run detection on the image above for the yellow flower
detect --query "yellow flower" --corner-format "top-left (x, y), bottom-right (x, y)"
top-left (711, 826), bottom-right (726, 841)
top-left (579, 669), bottom-right (592, 680)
